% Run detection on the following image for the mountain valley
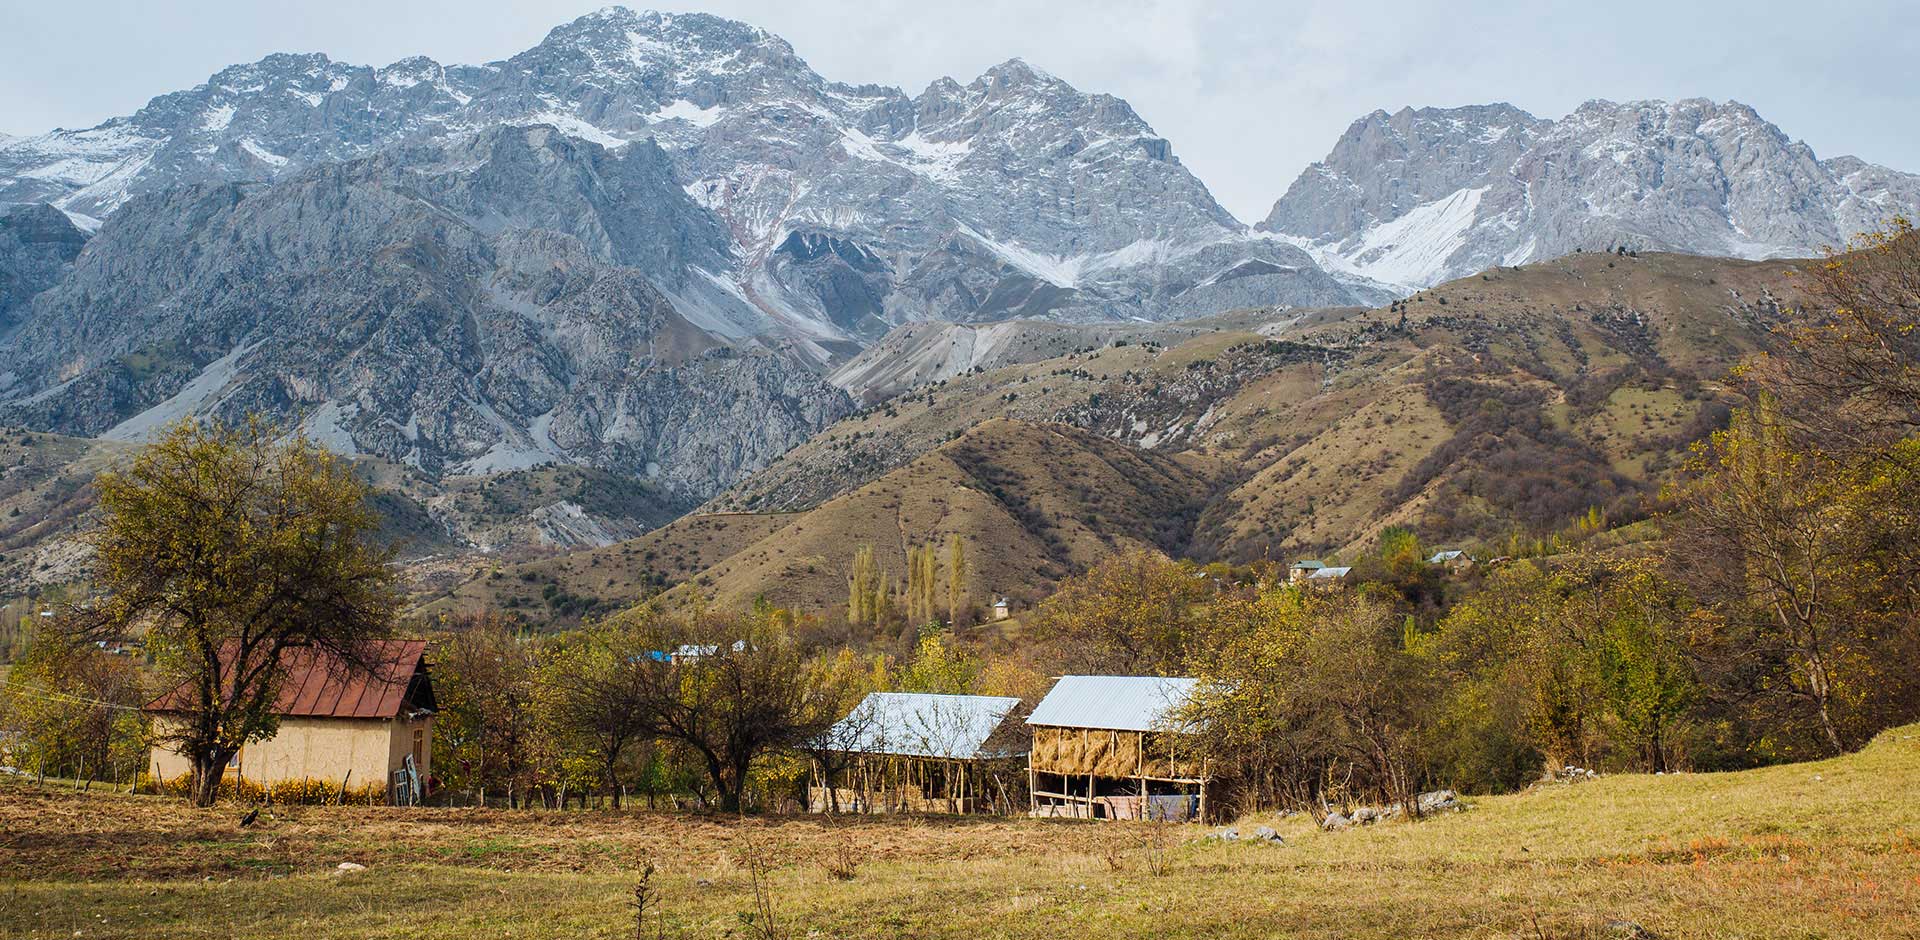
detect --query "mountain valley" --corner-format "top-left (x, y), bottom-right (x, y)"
top-left (0, 7), bottom-right (1913, 617)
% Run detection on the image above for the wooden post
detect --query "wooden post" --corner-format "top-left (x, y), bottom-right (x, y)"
top-left (1197, 757), bottom-right (1208, 824)
top-left (1137, 731), bottom-right (1148, 821)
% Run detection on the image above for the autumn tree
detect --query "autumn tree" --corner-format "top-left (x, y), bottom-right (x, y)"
top-left (1424, 561), bottom-right (1595, 785)
top-left (1189, 588), bottom-right (1435, 816)
top-left (1376, 526), bottom-right (1424, 572)
top-left (1026, 549), bottom-right (1210, 674)
top-left (1350, 525), bottom-right (1448, 617)
top-left (1690, 219), bottom-right (1920, 754)
top-left (0, 624), bottom-right (146, 785)
top-left (1422, 557), bottom-right (1700, 785)
top-left (1670, 398), bottom-right (1916, 755)
top-left (84, 418), bottom-right (396, 807)
top-left (846, 545), bottom-right (893, 629)
top-left (431, 611), bottom-right (545, 806)
top-left (905, 543), bottom-right (939, 625)
top-left (793, 647), bottom-right (888, 813)
top-left (1768, 218), bottom-right (1920, 450)
top-left (541, 625), bottom-right (656, 808)
top-left (896, 627), bottom-right (982, 695)
top-left (1583, 567), bottom-right (1697, 772)
top-left (618, 602), bottom-right (842, 812)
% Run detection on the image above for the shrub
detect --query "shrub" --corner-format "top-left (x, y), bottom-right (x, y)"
top-left (138, 772), bottom-right (389, 805)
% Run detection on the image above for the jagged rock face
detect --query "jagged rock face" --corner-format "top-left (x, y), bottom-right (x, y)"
top-left (0, 8), bottom-right (1376, 353)
top-left (1262, 104), bottom-right (1547, 245)
top-left (0, 204), bottom-right (88, 330)
top-left (0, 7), bottom-right (1382, 356)
top-left (1261, 99), bottom-right (1920, 289)
top-left (0, 126), bottom-right (851, 503)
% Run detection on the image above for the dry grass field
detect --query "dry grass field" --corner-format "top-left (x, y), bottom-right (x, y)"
top-left (412, 509), bottom-right (798, 624)
top-left (4, 724), bottom-right (1917, 939)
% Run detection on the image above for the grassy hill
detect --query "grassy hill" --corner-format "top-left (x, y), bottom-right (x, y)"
top-left (468, 250), bottom-right (1803, 620)
top-left (6, 249), bottom-right (1815, 624)
top-left (417, 418), bottom-right (1210, 622)
top-left (5, 723), bottom-right (1916, 938)
top-left (1182, 250), bottom-right (1792, 558)
top-left (414, 509), bottom-right (795, 624)
top-left (671, 418), bottom-right (1208, 614)
top-left (782, 252), bottom-right (1791, 549)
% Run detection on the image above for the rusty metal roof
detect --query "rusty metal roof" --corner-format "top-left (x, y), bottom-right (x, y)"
top-left (145, 639), bottom-right (430, 719)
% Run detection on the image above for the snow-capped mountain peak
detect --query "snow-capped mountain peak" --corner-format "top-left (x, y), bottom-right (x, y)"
top-left (1261, 98), bottom-right (1920, 289)
top-left (0, 7), bottom-right (1370, 363)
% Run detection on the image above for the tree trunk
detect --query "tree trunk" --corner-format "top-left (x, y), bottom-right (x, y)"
top-left (190, 752), bottom-right (231, 807)
top-left (1805, 657), bottom-right (1847, 755)
top-left (716, 756), bottom-right (754, 814)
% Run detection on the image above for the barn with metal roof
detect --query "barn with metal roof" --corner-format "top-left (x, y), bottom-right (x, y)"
top-left (808, 691), bottom-right (1028, 815)
top-left (1026, 675), bottom-right (1210, 822)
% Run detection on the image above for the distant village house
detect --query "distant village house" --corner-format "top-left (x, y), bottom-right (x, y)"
top-left (1287, 560), bottom-right (1325, 583)
top-left (670, 640), bottom-right (748, 662)
top-left (1305, 565), bottom-right (1352, 587)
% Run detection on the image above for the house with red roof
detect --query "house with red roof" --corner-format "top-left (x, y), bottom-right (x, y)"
top-left (145, 640), bottom-right (435, 801)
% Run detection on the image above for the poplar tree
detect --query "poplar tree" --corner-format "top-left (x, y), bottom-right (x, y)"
top-left (946, 534), bottom-right (968, 626)
top-left (847, 545), bottom-right (880, 626)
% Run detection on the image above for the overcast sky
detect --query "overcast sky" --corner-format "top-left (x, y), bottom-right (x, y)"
top-left (3, 0), bottom-right (1915, 222)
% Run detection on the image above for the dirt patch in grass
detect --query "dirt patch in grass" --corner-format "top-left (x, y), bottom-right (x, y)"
top-left (0, 784), bottom-right (1133, 882)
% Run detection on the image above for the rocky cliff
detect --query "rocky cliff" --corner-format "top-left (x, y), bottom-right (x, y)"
top-left (1261, 99), bottom-right (1920, 288)
top-left (0, 126), bottom-right (850, 504)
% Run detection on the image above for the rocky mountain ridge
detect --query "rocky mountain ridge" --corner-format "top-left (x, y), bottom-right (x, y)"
top-left (0, 125), bottom-right (849, 504)
top-left (1261, 98), bottom-right (1920, 289)
top-left (0, 7), bottom-right (1379, 352)
top-left (0, 203), bottom-right (87, 331)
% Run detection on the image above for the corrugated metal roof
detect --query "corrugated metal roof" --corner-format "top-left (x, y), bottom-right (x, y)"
top-left (146, 640), bottom-right (429, 720)
top-left (1026, 675), bottom-right (1200, 732)
top-left (820, 692), bottom-right (1024, 759)
top-left (1308, 566), bottom-right (1352, 579)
